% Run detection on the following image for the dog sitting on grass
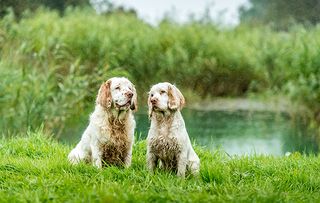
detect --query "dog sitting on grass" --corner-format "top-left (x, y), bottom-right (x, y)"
top-left (68, 77), bottom-right (137, 168)
top-left (146, 82), bottom-right (200, 177)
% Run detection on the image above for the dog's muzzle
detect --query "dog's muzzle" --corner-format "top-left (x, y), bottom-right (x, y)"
top-left (116, 99), bottom-right (131, 109)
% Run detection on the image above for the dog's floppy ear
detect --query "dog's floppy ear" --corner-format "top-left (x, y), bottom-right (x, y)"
top-left (96, 79), bottom-right (112, 109)
top-left (130, 85), bottom-right (138, 111)
top-left (168, 84), bottom-right (185, 110)
top-left (147, 92), bottom-right (153, 119)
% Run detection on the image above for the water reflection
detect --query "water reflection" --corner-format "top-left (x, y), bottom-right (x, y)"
top-left (135, 109), bottom-right (318, 155)
top-left (60, 109), bottom-right (319, 156)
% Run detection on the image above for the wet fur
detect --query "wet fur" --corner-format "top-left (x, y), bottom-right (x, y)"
top-left (101, 114), bottom-right (132, 166)
top-left (68, 77), bottom-right (136, 168)
top-left (146, 83), bottom-right (200, 177)
top-left (148, 114), bottom-right (180, 171)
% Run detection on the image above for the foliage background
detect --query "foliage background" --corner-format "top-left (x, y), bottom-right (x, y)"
top-left (0, 1), bottom-right (320, 137)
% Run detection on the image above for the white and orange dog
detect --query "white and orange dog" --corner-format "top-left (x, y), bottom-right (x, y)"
top-left (68, 77), bottom-right (137, 168)
top-left (146, 82), bottom-right (200, 177)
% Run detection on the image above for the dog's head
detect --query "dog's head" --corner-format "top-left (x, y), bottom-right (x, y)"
top-left (96, 77), bottom-right (137, 111)
top-left (148, 82), bottom-right (185, 118)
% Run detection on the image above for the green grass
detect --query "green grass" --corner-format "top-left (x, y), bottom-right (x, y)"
top-left (1, 129), bottom-right (320, 202)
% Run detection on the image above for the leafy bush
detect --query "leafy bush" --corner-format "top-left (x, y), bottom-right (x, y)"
top-left (0, 8), bottom-right (320, 135)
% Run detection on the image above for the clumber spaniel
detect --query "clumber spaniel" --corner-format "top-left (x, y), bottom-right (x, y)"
top-left (68, 77), bottom-right (137, 168)
top-left (146, 82), bottom-right (200, 177)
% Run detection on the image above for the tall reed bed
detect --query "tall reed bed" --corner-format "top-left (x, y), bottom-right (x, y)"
top-left (0, 8), bottom-right (319, 135)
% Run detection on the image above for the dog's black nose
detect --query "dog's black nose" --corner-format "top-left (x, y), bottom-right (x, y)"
top-left (151, 98), bottom-right (157, 104)
top-left (126, 92), bottom-right (133, 98)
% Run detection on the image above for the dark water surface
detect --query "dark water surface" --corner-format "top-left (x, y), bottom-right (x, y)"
top-left (60, 109), bottom-right (319, 156)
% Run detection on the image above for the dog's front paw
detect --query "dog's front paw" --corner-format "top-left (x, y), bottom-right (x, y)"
top-left (68, 150), bottom-right (81, 165)
top-left (93, 159), bottom-right (102, 169)
top-left (188, 159), bottom-right (200, 176)
top-left (177, 170), bottom-right (186, 178)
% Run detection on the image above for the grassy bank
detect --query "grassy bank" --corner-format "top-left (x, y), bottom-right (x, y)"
top-left (0, 8), bottom-right (320, 135)
top-left (1, 130), bottom-right (320, 202)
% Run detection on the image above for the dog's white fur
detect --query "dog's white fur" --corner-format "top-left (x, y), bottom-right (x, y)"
top-left (146, 82), bottom-right (200, 177)
top-left (68, 77), bottom-right (137, 168)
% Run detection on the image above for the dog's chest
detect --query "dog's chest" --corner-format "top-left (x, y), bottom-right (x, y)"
top-left (99, 123), bottom-right (130, 165)
top-left (150, 127), bottom-right (181, 159)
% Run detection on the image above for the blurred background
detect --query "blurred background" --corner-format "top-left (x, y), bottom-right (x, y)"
top-left (1, 0), bottom-right (320, 155)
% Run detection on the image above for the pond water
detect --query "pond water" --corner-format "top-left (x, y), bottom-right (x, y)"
top-left (60, 109), bottom-right (319, 156)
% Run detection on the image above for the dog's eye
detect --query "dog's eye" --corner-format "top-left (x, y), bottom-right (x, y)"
top-left (160, 90), bottom-right (166, 94)
top-left (150, 93), bottom-right (154, 97)
top-left (115, 86), bottom-right (120, 90)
